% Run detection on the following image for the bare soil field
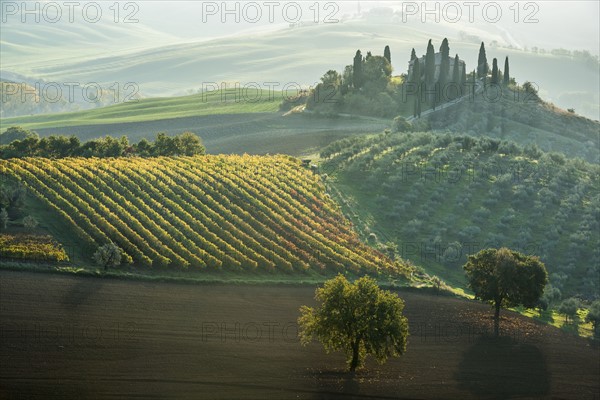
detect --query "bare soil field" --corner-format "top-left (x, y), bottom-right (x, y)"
top-left (1, 270), bottom-right (598, 399)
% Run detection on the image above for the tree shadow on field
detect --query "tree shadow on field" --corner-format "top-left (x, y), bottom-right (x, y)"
top-left (61, 278), bottom-right (104, 308)
top-left (456, 336), bottom-right (550, 399)
top-left (311, 370), bottom-right (361, 400)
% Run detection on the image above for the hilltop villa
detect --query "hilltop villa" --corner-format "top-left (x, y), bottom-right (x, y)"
top-left (407, 53), bottom-right (466, 81)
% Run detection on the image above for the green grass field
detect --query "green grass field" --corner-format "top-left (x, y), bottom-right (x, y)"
top-left (1, 89), bottom-right (281, 131)
top-left (1, 88), bottom-right (391, 157)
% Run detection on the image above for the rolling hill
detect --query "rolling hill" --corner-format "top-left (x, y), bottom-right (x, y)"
top-left (0, 89), bottom-right (281, 130)
top-left (0, 155), bottom-right (410, 278)
top-left (3, 16), bottom-right (598, 119)
top-left (0, 79), bottom-right (142, 118)
top-left (422, 85), bottom-right (600, 163)
top-left (0, 88), bottom-right (390, 156)
top-left (320, 132), bottom-right (600, 297)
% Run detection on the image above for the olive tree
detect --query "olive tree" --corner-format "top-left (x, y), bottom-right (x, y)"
top-left (464, 248), bottom-right (548, 336)
top-left (298, 274), bottom-right (408, 372)
top-left (585, 300), bottom-right (600, 338)
top-left (537, 284), bottom-right (562, 312)
top-left (558, 298), bottom-right (580, 324)
top-left (93, 242), bottom-right (123, 270)
top-left (23, 215), bottom-right (38, 230)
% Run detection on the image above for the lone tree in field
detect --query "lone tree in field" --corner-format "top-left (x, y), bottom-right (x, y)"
top-left (298, 274), bottom-right (408, 372)
top-left (93, 242), bottom-right (123, 270)
top-left (463, 248), bottom-right (547, 337)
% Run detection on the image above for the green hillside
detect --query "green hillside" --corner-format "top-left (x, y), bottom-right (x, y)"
top-left (0, 155), bottom-right (410, 279)
top-left (0, 89), bottom-right (280, 131)
top-left (0, 88), bottom-right (390, 157)
top-left (300, 42), bottom-right (599, 163)
top-left (320, 132), bottom-right (600, 298)
top-left (424, 86), bottom-right (600, 163)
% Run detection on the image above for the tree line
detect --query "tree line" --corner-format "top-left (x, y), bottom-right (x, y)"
top-left (408, 39), bottom-right (514, 117)
top-left (293, 38), bottom-right (515, 120)
top-left (295, 45), bottom-right (398, 117)
top-left (0, 126), bottom-right (205, 159)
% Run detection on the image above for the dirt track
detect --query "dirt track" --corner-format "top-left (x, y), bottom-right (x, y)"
top-left (1, 270), bottom-right (598, 399)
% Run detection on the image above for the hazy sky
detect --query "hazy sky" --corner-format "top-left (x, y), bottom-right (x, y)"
top-left (130, 1), bottom-right (599, 54)
top-left (0, 1), bottom-right (598, 117)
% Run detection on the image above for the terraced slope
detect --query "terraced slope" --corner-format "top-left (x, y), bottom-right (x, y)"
top-left (0, 155), bottom-right (406, 276)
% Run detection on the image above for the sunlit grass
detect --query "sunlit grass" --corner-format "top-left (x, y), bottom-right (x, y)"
top-left (1, 89), bottom-right (281, 131)
top-left (517, 307), bottom-right (594, 338)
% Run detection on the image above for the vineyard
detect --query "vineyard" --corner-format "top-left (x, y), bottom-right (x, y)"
top-left (0, 155), bottom-right (406, 276)
top-left (0, 234), bottom-right (69, 262)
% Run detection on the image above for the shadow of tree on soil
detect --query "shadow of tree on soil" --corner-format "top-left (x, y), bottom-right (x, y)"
top-left (61, 278), bottom-right (104, 308)
top-left (311, 370), bottom-right (360, 400)
top-left (456, 336), bottom-right (550, 399)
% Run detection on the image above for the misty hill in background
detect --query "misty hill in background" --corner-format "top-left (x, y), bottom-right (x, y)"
top-left (2, 16), bottom-right (598, 119)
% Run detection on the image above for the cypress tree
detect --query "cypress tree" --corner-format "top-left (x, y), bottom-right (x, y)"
top-left (503, 56), bottom-right (510, 85)
top-left (384, 45), bottom-right (391, 65)
top-left (424, 40), bottom-right (436, 105)
top-left (477, 42), bottom-right (489, 78)
top-left (451, 54), bottom-right (460, 99)
top-left (425, 40), bottom-right (435, 85)
top-left (438, 39), bottom-right (450, 103)
top-left (353, 50), bottom-right (363, 89)
top-left (491, 58), bottom-right (498, 84)
top-left (413, 95), bottom-right (418, 118)
top-left (439, 38), bottom-right (450, 82)
top-left (452, 55), bottom-right (460, 83)
top-left (461, 63), bottom-right (466, 87)
top-left (410, 48), bottom-right (417, 61)
top-left (412, 58), bottom-right (421, 85)
top-left (412, 58), bottom-right (421, 117)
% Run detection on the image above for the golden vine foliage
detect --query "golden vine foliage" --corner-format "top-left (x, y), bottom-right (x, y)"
top-left (1, 155), bottom-right (407, 276)
top-left (0, 234), bottom-right (69, 262)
